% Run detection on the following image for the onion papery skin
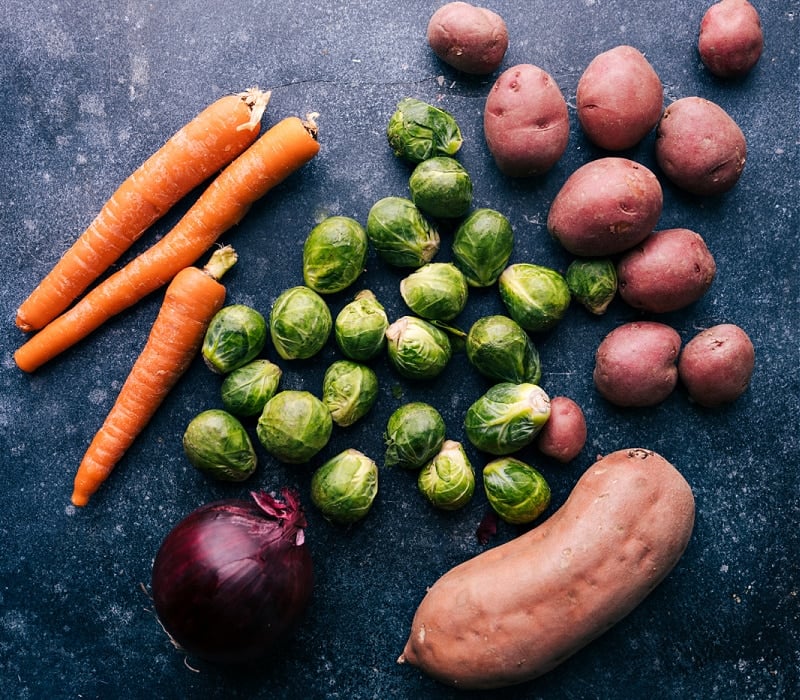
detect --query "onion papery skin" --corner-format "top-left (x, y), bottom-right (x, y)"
top-left (151, 490), bottom-right (313, 664)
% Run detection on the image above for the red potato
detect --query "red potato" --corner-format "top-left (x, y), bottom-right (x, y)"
top-left (427, 2), bottom-right (509, 75)
top-left (617, 228), bottom-right (717, 313)
top-left (699, 0), bottom-right (764, 78)
top-left (577, 45), bottom-right (664, 151)
top-left (655, 96), bottom-right (746, 196)
top-left (398, 448), bottom-right (695, 689)
top-left (679, 323), bottom-right (755, 406)
top-left (547, 157), bottom-right (663, 256)
top-left (535, 396), bottom-right (587, 463)
top-left (594, 321), bottom-right (682, 407)
top-left (484, 64), bottom-right (570, 177)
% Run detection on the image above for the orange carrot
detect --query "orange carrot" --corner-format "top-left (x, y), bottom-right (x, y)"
top-left (70, 246), bottom-right (238, 507)
top-left (14, 114), bottom-right (320, 373)
top-left (15, 88), bottom-right (270, 333)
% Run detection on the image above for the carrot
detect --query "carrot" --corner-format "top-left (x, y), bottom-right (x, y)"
top-left (15, 88), bottom-right (270, 333)
top-left (70, 245), bottom-right (238, 507)
top-left (14, 113), bottom-right (320, 373)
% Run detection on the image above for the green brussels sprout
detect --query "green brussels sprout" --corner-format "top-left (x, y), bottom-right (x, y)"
top-left (182, 409), bottom-right (257, 481)
top-left (464, 382), bottom-right (551, 455)
top-left (202, 304), bottom-right (267, 374)
top-left (366, 196), bottom-right (441, 268)
top-left (400, 262), bottom-right (469, 321)
top-left (322, 360), bottom-right (379, 427)
top-left (310, 448), bottom-right (379, 524)
top-left (418, 440), bottom-right (476, 511)
top-left (483, 457), bottom-right (551, 524)
top-left (385, 316), bottom-right (452, 379)
top-left (466, 315), bottom-right (542, 385)
top-left (334, 290), bottom-right (389, 361)
top-left (384, 402), bottom-right (446, 470)
top-left (302, 216), bottom-right (368, 294)
top-left (386, 97), bottom-right (463, 163)
top-left (269, 286), bottom-right (332, 360)
top-left (409, 156), bottom-right (473, 219)
top-left (220, 359), bottom-right (282, 417)
top-left (256, 390), bottom-right (332, 463)
top-left (452, 208), bottom-right (514, 287)
top-left (498, 263), bottom-right (571, 333)
top-left (565, 258), bottom-right (618, 315)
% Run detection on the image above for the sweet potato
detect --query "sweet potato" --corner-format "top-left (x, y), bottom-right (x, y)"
top-left (535, 396), bottom-right (587, 463)
top-left (547, 157), bottom-right (663, 256)
top-left (698, 0), bottom-right (764, 78)
top-left (398, 448), bottom-right (695, 689)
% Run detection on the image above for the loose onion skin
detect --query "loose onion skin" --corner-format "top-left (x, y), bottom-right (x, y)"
top-left (151, 489), bottom-right (313, 665)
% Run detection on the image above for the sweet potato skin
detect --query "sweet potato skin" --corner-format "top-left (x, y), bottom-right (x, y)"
top-left (398, 448), bottom-right (695, 689)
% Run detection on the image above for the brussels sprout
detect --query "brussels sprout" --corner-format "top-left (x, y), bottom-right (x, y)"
top-left (334, 290), bottom-right (389, 361)
top-left (220, 359), bottom-right (282, 417)
top-left (183, 409), bottom-right (257, 482)
top-left (386, 97), bottom-right (463, 163)
top-left (400, 262), bottom-right (469, 322)
top-left (409, 156), bottom-right (473, 219)
top-left (483, 457), bottom-right (551, 524)
top-left (418, 440), bottom-right (475, 510)
top-left (498, 263), bottom-right (571, 333)
top-left (384, 402), bottom-right (446, 470)
top-left (452, 208), bottom-right (514, 287)
top-left (202, 304), bottom-right (267, 374)
top-left (269, 286), bottom-right (332, 360)
top-left (366, 196), bottom-right (441, 269)
top-left (464, 382), bottom-right (551, 455)
top-left (311, 448), bottom-right (379, 524)
top-left (322, 360), bottom-right (379, 427)
top-left (256, 390), bottom-right (332, 463)
top-left (302, 216), bottom-right (368, 294)
top-left (565, 258), bottom-right (618, 315)
top-left (385, 316), bottom-right (452, 379)
top-left (466, 315), bottom-right (542, 385)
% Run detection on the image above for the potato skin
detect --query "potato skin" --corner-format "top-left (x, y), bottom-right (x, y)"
top-left (655, 96), bottom-right (746, 196)
top-left (679, 323), bottom-right (755, 406)
top-left (427, 2), bottom-right (509, 75)
top-left (398, 448), bottom-right (695, 689)
top-left (547, 157), bottom-right (663, 256)
top-left (484, 64), bottom-right (570, 177)
top-left (535, 396), bottom-right (587, 463)
top-left (577, 45), bottom-right (664, 151)
top-left (617, 228), bottom-right (717, 313)
top-left (699, 0), bottom-right (764, 78)
top-left (594, 321), bottom-right (681, 407)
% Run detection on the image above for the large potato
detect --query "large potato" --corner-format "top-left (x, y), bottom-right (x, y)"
top-left (576, 45), bottom-right (664, 151)
top-left (617, 228), bottom-right (717, 313)
top-left (655, 96), bottom-right (746, 196)
top-left (547, 157), bottom-right (663, 256)
top-left (427, 2), bottom-right (509, 75)
top-left (398, 448), bottom-right (695, 689)
top-left (698, 0), bottom-right (764, 78)
top-left (594, 321), bottom-right (681, 407)
top-left (484, 64), bottom-right (570, 177)
top-left (679, 323), bottom-right (755, 406)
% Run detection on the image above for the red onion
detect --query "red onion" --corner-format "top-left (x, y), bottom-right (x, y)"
top-left (151, 489), bottom-right (313, 664)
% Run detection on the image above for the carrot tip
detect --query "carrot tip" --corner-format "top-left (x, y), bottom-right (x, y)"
top-left (237, 88), bottom-right (271, 132)
top-left (70, 492), bottom-right (89, 507)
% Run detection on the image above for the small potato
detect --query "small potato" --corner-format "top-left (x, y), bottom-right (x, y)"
top-left (679, 324), bottom-right (755, 406)
top-left (655, 96), bottom-right (746, 196)
top-left (699, 0), bottom-right (764, 78)
top-left (427, 2), bottom-right (509, 75)
top-left (547, 157), bottom-right (663, 256)
top-left (594, 321), bottom-right (681, 407)
top-left (484, 64), bottom-right (570, 177)
top-left (535, 396), bottom-right (587, 463)
top-left (617, 228), bottom-right (717, 313)
top-left (577, 45), bottom-right (664, 151)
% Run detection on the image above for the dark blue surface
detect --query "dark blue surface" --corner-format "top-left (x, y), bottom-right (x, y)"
top-left (1, 2), bottom-right (798, 698)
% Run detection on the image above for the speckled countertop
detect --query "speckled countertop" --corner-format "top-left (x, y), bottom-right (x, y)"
top-left (1, 1), bottom-right (798, 698)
